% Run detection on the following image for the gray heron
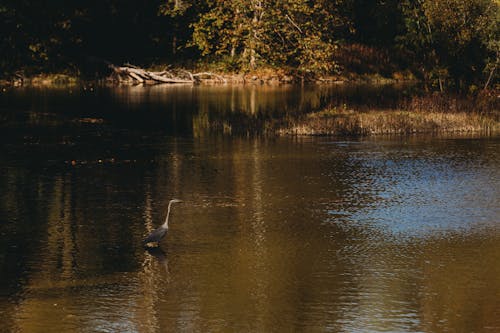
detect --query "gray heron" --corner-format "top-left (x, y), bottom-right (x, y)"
top-left (143, 199), bottom-right (182, 246)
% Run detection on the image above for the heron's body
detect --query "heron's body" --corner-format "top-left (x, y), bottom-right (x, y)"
top-left (143, 226), bottom-right (168, 245)
top-left (143, 199), bottom-right (182, 246)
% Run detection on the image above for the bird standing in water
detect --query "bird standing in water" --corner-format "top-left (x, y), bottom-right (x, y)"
top-left (143, 199), bottom-right (182, 247)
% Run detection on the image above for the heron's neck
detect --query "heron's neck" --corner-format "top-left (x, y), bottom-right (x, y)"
top-left (161, 202), bottom-right (173, 229)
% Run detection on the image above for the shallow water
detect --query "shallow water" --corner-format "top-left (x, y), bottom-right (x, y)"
top-left (0, 85), bottom-right (499, 332)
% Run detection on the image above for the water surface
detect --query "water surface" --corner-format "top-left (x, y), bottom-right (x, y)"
top-left (0, 85), bottom-right (499, 332)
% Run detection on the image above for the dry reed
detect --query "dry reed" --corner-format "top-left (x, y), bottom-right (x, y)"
top-left (281, 94), bottom-right (500, 136)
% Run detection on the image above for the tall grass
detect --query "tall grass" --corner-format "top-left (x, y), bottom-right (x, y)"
top-left (281, 93), bottom-right (500, 136)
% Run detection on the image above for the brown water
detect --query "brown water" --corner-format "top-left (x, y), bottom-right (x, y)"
top-left (0, 85), bottom-right (499, 332)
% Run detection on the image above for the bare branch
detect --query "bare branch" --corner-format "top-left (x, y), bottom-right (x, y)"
top-left (286, 14), bottom-right (303, 34)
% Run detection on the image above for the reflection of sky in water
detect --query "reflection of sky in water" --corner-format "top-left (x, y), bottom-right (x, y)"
top-left (325, 140), bottom-right (500, 237)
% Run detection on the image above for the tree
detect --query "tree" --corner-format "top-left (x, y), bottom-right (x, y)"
top-left (190, 0), bottom-right (350, 73)
top-left (0, 0), bottom-right (83, 73)
top-left (399, 0), bottom-right (499, 91)
top-left (158, 0), bottom-right (203, 58)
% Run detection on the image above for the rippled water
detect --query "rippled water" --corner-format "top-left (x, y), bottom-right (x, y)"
top-left (0, 86), bottom-right (499, 332)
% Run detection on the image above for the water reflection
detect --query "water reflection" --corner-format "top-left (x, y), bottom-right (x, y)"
top-left (145, 247), bottom-right (169, 273)
top-left (0, 87), bottom-right (499, 332)
top-left (0, 83), bottom-right (417, 136)
top-left (324, 138), bottom-right (500, 237)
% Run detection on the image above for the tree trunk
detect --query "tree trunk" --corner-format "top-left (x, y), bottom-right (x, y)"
top-left (483, 65), bottom-right (496, 91)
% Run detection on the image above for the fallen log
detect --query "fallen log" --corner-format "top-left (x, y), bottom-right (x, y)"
top-left (147, 72), bottom-right (193, 84)
top-left (109, 64), bottom-right (228, 85)
top-left (127, 71), bottom-right (145, 83)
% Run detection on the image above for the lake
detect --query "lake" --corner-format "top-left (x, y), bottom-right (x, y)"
top-left (1, 85), bottom-right (499, 332)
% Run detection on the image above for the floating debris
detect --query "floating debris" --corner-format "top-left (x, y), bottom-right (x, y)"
top-left (74, 118), bottom-right (105, 124)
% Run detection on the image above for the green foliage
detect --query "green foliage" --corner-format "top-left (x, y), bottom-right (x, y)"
top-left (0, 1), bottom-right (78, 72)
top-left (190, 0), bottom-right (349, 73)
top-left (0, 0), bottom-right (170, 74)
top-left (399, 0), bottom-right (499, 90)
top-left (0, 0), bottom-right (497, 90)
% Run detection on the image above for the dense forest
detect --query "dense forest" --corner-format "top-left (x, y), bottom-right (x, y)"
top-left (1, 0), bottom-right (498, 91)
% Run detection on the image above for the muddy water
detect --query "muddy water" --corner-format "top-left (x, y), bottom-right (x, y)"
top-left (0, 85), bottom-right (498, 332)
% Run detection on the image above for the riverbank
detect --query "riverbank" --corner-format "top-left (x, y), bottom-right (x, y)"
top-left (0, 73), bottom-right (80, 88)
top-left (279, 94), bottom-right (500, 136)
top-left (0, 61), bottom-right (415, 87)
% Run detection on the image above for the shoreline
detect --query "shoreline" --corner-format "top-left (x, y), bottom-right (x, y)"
top-left (0, 67), bottom-right (415, 88)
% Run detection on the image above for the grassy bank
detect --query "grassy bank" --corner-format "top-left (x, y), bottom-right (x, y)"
top-left (280, 109), bottom-right (500, 136)
top-left (280, 94), bottom-right (500, 136)
top-left (2, 57), bottom-right (413, 87)
top-left (1, 43), bottom-right (416, 87)
top-left (1, 73), bottom-right (80, 87)
top-left (147, 61), bottom-right (413, 84)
